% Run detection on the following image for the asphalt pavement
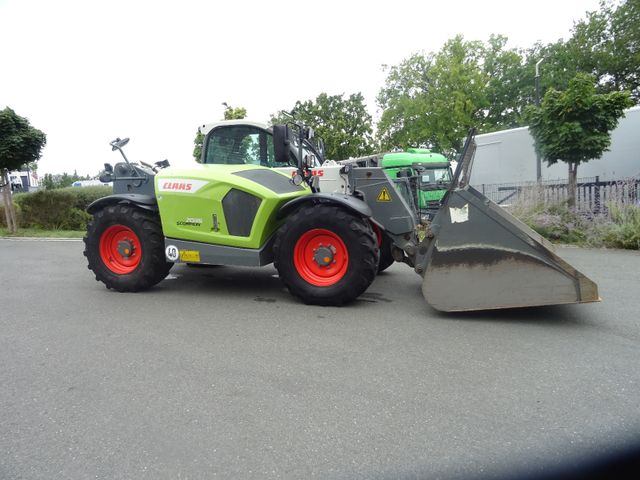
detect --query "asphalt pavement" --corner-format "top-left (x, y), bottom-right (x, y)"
top-left (1, 239), bottom-right (639, 479)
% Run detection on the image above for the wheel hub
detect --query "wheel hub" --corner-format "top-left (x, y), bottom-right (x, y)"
top-left (313, 245), bottom-right (335, 267)
top-left (117, 240), bottom-right (134, 258)
top-left (293, 229), bottom-right (349, 287)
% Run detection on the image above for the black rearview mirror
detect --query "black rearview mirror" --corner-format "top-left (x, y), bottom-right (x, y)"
top-left (273, 125), bottom-right (291, 165)
top-left (110, 137), bottom-right (130, 151)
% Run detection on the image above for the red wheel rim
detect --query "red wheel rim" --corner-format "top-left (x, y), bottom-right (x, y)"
top-left (293, 228), bottom-right (349, 287)
top-left (99, 224), bottom-right (142, 274)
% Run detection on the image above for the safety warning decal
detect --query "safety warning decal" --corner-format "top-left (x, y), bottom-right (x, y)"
top-left (376, 187), bottom-right (392, 202)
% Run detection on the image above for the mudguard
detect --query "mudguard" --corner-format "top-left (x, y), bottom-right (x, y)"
top-left (278, 192), bottom-right (372, 219)
top-left (86, 194), bottom-right (158, 215)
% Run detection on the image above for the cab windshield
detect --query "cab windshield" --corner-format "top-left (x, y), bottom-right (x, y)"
top-left (421, 168), bottom-right (451, 184)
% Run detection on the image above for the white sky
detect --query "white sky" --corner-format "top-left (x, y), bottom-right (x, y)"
top-left (0, 0), bottom-right (601, 176)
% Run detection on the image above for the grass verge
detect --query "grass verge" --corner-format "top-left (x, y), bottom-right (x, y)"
top-left (0, 228), bottom-right (85, 238)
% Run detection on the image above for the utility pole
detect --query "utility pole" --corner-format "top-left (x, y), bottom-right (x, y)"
top-left (534, 58), bottom-right (544, 182)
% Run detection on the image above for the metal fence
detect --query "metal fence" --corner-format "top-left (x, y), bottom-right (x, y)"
top-left (477, 176), bottom-right (640, 212)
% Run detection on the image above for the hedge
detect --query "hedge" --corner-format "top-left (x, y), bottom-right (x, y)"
top-left (1, 186), bottom-right (111, 230)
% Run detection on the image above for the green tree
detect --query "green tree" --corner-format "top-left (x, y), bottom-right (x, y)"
top-left (41, 171), bottom-right (85, 190)
top-left (482, 35), bottom-right (531, 130)
top-left (525, 73), bottom-right (632, 206)
top-left (42, 173), bottom-right (56, 190)
top-left (569, 0), bottom-right (640, 102)
top-left (378, 36), bottom-right (502, 154)
top-left (271, 92), bottom-right (374, 160)
top-left (193, 104), bottom-right (248, 163)
top-left (525, 1), bottom-right (640, 104)
top-left (223, 103), bottom-right (247, 120)
top-left (192, 130), bottom-right (205, 163)
top-left (0, 107), bottom-right (46, 232)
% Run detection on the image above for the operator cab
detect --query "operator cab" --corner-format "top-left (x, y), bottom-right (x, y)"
top-left (200, 121), bottom-right (321, 169)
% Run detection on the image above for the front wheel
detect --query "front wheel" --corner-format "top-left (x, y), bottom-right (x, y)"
top-left (273, 204), bottom-right (378, 306)
top-left (83, 205), bottom-right (172, 291)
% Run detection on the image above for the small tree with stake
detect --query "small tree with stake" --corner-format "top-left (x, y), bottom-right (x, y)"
top-left (0, 107), bottom-right (46, 232)
top-left (526, 73), bottom-right (632, 207)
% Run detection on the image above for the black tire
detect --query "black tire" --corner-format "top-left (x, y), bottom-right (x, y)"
top-left (83, 205), bottom-right (172, 292)
top-left (377, 233), bottom-right (395, 273)
top-left (273, 204), bottom-right (378, 306)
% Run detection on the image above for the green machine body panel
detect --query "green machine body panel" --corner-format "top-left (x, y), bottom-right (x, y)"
top-left (381, 148), bottom-right (452, 210)
top-left (155, 164), bottom-right (309, 249)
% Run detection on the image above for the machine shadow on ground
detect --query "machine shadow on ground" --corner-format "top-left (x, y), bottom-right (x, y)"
top-left (160, 264), bottom-right (286, 298)
top-left (145, 264), bottom-right (403, 313)
top-left (430, 303), bottom-right (599, 328)
top-left (149, 262), bottom-right (598, 329)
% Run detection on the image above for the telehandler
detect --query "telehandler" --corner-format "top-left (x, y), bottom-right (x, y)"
top-left (84, 120), bottom-right (599, 311)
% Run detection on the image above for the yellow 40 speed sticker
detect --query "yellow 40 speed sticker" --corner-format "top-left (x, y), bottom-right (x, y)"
top-left (165, 245), bottom-right (201, 263)
top-left (179, 250), bottom-right (201, 262)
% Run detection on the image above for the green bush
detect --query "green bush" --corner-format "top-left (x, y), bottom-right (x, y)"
top-left (64, 186), bottom-right (113, 210)
top-left (520, 202), bottom-right (589, 245)
top-left (13, 186), bottom-right (110, 230)
top-left (601, 204), bottom-right (640, 249)
top-left (512, 198), bottom-right (640, 250)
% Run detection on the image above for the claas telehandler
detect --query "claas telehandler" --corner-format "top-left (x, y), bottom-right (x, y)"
top-left (84, 120), bottom-right (599, 311)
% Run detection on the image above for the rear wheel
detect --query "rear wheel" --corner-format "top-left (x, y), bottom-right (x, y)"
top-left (273, 204), bottom-right (378, 306)
top-left (84, 205), bottom-right (172, 291)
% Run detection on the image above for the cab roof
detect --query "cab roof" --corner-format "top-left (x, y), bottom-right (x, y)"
top-left (198, 120), bottom-right (271, 136)
top-left (382, 148), bottom-right (448, 168)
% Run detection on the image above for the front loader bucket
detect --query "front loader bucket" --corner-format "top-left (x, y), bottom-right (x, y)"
top-left (418, 186), bottom-right (600, 312)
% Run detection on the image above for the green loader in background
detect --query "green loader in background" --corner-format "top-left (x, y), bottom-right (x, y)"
top-left (380, 148), bottom-right (453, 221)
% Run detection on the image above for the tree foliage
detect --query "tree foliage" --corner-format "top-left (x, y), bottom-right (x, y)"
top-left (192, 130), bottom-right (205, 163)
top-left (0, 107), bottom-right (46, 232)
top-left (525, 73), bottom-right (632, 205)
top-left (0, 107), bottom-right (46, 172)
top-left (521, 1), bottom-right (640, 102)
top-left (526, 73), bottom-right (632, 166)
top-left (41, 170), bottom-right (92, 190)
top-left (482, 35), bottom-right (531, 130)
top-left (377, 35), bottom-right (528, 154)
top-left (568, 0), bottom-right (640, 101)
top-left (271, 92), bottom-right (374, 160)
top-left (223, 104), bottom-right (247, 120)
top-left (377, 1), bottom-right (639, 156)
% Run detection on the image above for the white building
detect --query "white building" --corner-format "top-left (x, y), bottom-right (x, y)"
top-left (471, 106), bottom-right (640, 187)
top-left (8, 170), bottom-right (39, 191)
